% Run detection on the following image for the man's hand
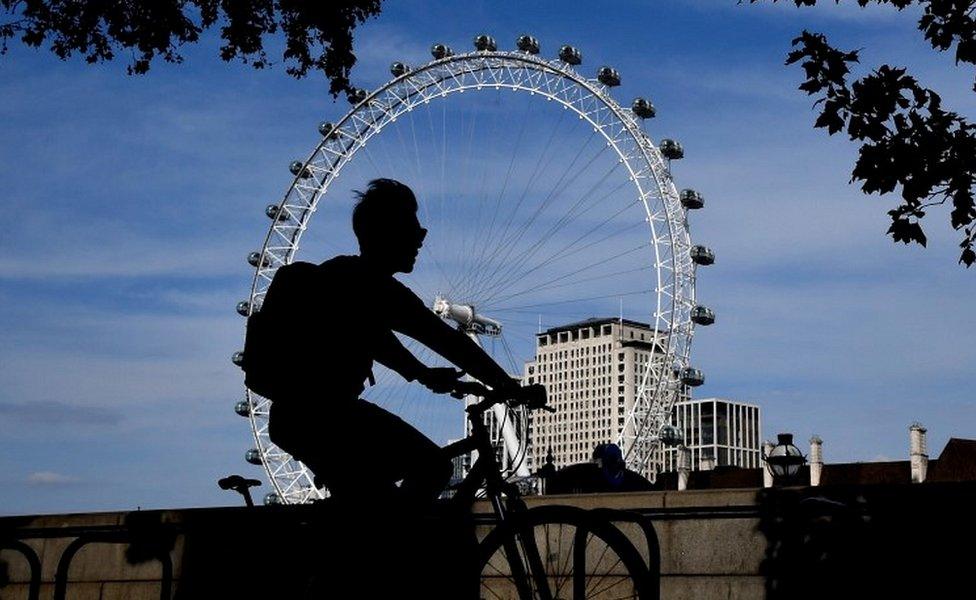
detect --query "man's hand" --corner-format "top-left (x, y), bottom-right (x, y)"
top-left (417, 367), bottom-right (465, 394)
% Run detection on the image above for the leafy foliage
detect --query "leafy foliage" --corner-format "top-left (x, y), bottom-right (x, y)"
top-left (749, 1), bottom-right (976, 266)
top-left (0, 0), bottom-right (383, 97)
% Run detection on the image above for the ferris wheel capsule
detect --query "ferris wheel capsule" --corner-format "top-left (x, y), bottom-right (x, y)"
top-left (659, 139), bottom-right (684, 160)
top-left (346, 87), bottom-right (368, 105)
top-left (690, 245), bottom-right (715, 265)
top-left (236, 301), bottom-right (251, 316)
top-left (265, 204), bottom-right (289, 221)
top-left (680, 367), bottom-right (705, 387)
top-left (247, 251), bottom-right (269, 268)
top-left (632, 98), bottom-right (656, 119)
top-left (263, 492), bottom-right (282, 505)
top-left (597, 66), bottom-right (621, 87)
top-left (245, 448), bottom-right (263, 465)
top-left (516, 35), bottom-right (540, 54)
top-left (659, 424), bottom-right (684, 447)
top-left (431, 43), bottom-right (454, 59)
top-left (317, 121), bottom-right (336, 138)
top-left (680, 189), bottom-right (704, 210)
top-left (691, 305), bottom-right (716, 325)
top-left (234, 400), bottom-right (251, 417)
top-left (474, 35), bottom-right (497, 52)
top-left (390, 62), bottom-right (410, 77)
top-left (288, 161), bottom-right (312, 179)
top-left (231, 351), bottom-right (245, 367)
top-left (559, 45), bottom-right (582, 65)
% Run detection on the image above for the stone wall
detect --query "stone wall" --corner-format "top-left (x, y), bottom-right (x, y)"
top-left (2, 482), bottom-right (973, 599)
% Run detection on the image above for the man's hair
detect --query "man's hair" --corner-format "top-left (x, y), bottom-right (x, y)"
top-left (352, 178), bottom-right (418, 245)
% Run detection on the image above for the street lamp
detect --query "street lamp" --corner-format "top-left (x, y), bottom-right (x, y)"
top-left (762, 433), bottom-right (806, 486)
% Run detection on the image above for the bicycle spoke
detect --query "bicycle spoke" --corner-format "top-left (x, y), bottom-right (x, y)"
top-left (587, 558), bottom-right (631, 598)
top-left (553, 525), bottom-right (577, 599)
top-left (585, 533), bottom-right (615, 590)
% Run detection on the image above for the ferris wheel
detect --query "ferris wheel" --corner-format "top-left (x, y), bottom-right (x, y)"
top-left (233, 35), bottom-right (715, 504)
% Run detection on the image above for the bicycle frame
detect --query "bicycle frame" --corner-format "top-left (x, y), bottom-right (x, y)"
top-left (442, 396), bottom-right (554, 600)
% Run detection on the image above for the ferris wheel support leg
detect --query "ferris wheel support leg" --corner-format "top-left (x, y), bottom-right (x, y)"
top-left (466, 332), bottom-right (530, 478)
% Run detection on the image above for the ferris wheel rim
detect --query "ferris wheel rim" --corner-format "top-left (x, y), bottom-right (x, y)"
top-left (243, 47), bottom-right (697, 503)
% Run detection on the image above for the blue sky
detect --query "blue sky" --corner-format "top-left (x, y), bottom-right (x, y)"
top-left (1, 0), bottom-right (975, 514)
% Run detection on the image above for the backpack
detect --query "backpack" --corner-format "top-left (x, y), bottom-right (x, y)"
top-left (242, 261), bottom-right (321, 400)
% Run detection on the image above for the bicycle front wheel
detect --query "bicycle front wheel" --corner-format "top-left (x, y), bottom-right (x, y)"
top-left (479, 505), bottom-right (653, 600)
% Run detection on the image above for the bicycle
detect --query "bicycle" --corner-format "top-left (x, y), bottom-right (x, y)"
top-left (219, 382), bottom-right (657, 599)
top-left (443, 380), bottom-right (656, 600)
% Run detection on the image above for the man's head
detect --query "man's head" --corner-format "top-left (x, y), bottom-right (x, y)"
top-left (352, 179), bottom-right (427, 274)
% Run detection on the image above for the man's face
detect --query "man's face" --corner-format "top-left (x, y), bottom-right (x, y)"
top-left (389, 209), bottom-right (427, 273)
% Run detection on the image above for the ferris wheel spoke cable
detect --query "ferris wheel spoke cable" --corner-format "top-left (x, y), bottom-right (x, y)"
top-left (470, 153), bottom-right (616, 304)
top-left (473, 157), bottom-right (626, 301)
top-left (479, 187), bottom-right (641, 304)
top-left (481, 211), bottom-right (645, 308)
top-left (358, 143), bottom-right (387, 179)
top-left (370, 345), bottom-right (430, 414)
top-left (379, 110), bottom-right (457, 297)
top-left (454, 94), bottom-right (530, 300)
top-left (453, 108), bottom-right (573, 303)
top-left (440, 100), bottom-right (447, 207)
top-left (452, 94), bottom-right (537, 299)
top-left (486, 264), bottom-right (654, 309)
top-left (493, 286), bottom-right (652, 313)
top-left (481, 219), bottom-right (649, 309)
top-left (461, 128), bottom-right (600, 300)
top-left (466, 104), bottom-right (569, 290)
top-left (448, 94), bottom-right (482, 269)
top-left (462, 121), bottom-right (596, 293)
top-left (498, 331), bottom-right (522, 375)
top-left (480, 127), bottom-right (601, 271)
top-left (464, 91), bottom-right (509, 274)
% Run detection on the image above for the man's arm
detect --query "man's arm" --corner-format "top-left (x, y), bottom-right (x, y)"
top-left (374, 329), bottom-right (466, 393)
top-left (373, 329), bottom-right (425, 382)
top-left (387, 285), bottom-right (518, 393)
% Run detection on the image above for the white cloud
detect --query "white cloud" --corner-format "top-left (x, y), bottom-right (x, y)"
top-left (27, 471), bottom-right (80, 485)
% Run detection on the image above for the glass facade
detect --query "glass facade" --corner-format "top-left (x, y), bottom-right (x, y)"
top-left (656, 397), bottom-right (762, 472)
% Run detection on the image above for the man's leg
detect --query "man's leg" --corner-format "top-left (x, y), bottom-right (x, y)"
top-left (352, 400), bottom-right (453, 508)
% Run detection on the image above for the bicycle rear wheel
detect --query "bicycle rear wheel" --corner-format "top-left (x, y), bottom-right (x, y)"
top-left (479, 505), bottom-right (653, 600)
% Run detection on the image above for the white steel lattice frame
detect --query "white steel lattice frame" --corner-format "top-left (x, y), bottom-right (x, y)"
top-left (242, 50), bottom-right (698, 502)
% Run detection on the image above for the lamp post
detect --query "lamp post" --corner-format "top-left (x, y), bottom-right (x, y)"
top-left (762, 433), bottom-right (807, 486)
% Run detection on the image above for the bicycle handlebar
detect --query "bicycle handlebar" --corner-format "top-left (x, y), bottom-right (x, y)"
top-left (449, 381), bottom-right (554, 414)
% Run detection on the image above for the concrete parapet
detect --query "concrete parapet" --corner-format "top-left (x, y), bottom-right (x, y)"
top-left (2, 483), bottom-right (974, 599)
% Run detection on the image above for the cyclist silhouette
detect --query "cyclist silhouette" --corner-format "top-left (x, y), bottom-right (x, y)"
top-left (267, 178), bottom-right (519, 509)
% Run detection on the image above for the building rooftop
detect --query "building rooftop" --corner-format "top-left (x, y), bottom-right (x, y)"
top-left (649, 437), bottom-right (976, 490)
top-left (684, 396), bottom-right (762, 409)
top-left (538, 316), bottom-right (662, 337)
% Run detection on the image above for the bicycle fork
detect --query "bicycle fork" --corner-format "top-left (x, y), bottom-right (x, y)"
top-left (494, 497), bottom-right (554, 600)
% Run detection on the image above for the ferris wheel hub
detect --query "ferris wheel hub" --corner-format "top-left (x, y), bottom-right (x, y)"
top-left (432, 296), bottom-right (502, 336)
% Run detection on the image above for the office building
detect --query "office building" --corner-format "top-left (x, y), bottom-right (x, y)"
top-left (522, 317), bottom-right (686, 473)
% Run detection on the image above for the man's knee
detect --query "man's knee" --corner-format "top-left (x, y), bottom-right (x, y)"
top-left (435, 452), bottom-right (453, 483)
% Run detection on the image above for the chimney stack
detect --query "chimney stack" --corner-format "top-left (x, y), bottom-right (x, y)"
top-left (809, 435), bottom-right (823, 486)
top-left (762, 441), bottom-right (774, 488)
top-left (910, 422), bottom-right (928, 484)
top-left (677, 446), bottom-right (691, 491)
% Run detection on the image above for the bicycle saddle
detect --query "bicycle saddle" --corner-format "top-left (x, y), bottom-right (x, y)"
top-left (218, 475), bottom-right (262, 490)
